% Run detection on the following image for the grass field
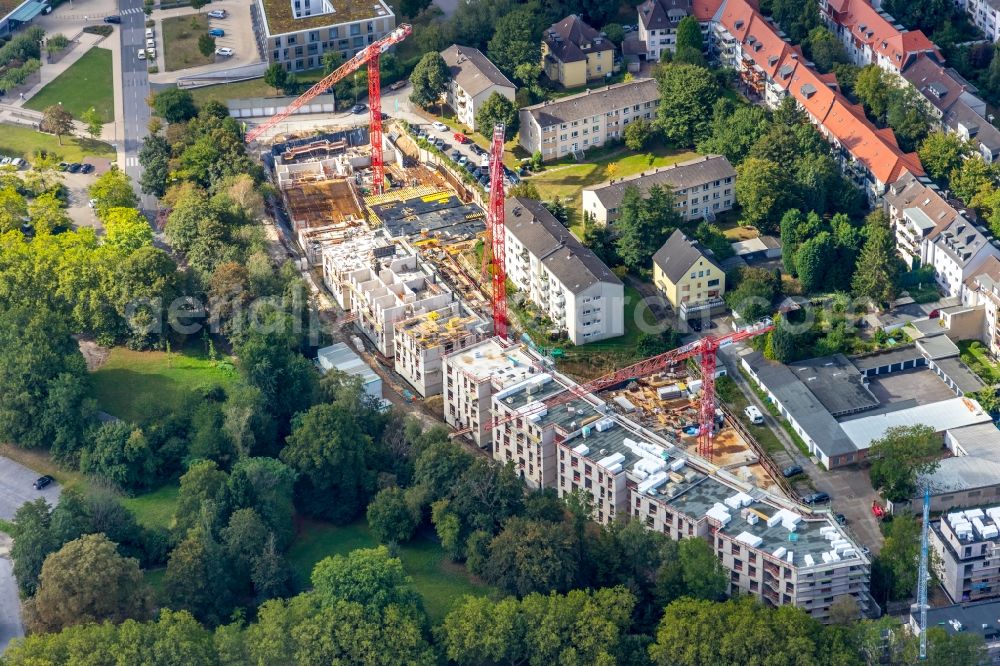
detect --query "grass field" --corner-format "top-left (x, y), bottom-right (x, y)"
top-left (25, 47), bottom-right (114, 122)
top-left (287, 520), bottom-right (493, 623)
top-left (90, 345), bottom-right (239, 423)
top-left (123, 484), bottom-right (179, 530)
top-left (162, 14), bottom-right (215, 72)
top-left (0, 122), bottom-right (115, 162)
top-left (188, 67), bottom-right (328, 107)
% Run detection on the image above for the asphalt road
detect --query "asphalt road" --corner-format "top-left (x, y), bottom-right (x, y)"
top-left (118, 0), bottom-right (155, 212)
top-left (0, 555), bottom-right (21, 654)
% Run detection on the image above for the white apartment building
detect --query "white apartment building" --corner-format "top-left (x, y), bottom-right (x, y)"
top-left (252, 0), bottom-right (396, 72)
top-left (442, 337), bottom-right (538, 448)
top-left (925, 216), bottom-right (1000, 298)
top-left (504, 198), bottom-right (624, 345)
top-left (819, 0), bottom-right (939, 74)
top-left (392, 301), bottom-right (488, 397)
top-left (582, 154), bottom-right (735, 225)
top-left (489, 368), bottom-right (872, 621)
top-left (440, 45), bottom-right (516, 131)
top-left (962, 257), bottom-right (1000, 357)
top-left (517, 78), bottom-right (660, 161)
top-left (958, 0), bottom-right (1000, 42)
top-left (932, 506), bottom-right (1000, 604)
top-left (882, 170), bottom-right (958, 269)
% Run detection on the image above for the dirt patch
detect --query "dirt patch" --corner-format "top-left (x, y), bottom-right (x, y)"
top-left (76, 336), bottom-right (111, 371)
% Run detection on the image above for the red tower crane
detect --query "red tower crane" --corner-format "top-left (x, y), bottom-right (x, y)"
top-left (486, 124), bottom-right (508, 340)
top-left (244, 24), bottom-right (413, 195)
top-left (458, 319), bottom-right (774, 460)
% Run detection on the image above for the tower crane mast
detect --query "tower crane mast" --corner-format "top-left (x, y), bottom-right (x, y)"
top-left (487, 125), bottom-right (508, 340)
top-left (244, 24), bottom-right (413, 194)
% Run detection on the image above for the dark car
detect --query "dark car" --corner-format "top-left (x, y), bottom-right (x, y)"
top-left (103, 15), bottom-right (121, 23)
top-left (80, 163), bottom-right (94, 174)
top-left (782, 465), bottom-right (803, 478)
top-left (689, 319), bottom-right (703, 332)
top-left (33, 475), bottom-right (54, 490)
top-left (57, 162), bottom-right (68, 171)
top-left (802, 491), bottom-right (830, 505)
top-left (67, 163), bottom-right (82, 173)
top-left (835, 513), bottom-right (847, 525)
top-left (351, 103), bottom-right (366, 114)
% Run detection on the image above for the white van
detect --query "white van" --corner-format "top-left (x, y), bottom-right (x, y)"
top-left (137, 49), bottom-right (146, 60)
top-left (744, 405), bottom-right (764, 425)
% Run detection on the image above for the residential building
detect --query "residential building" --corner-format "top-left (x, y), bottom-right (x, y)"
top-left (518, 78), bottom-right (660, 160)
top-left (925, 216), bottom-right (1000, 298)
top-left (488, 368), bottom-right (872, 621)
top-left (542, 14), bottom-right (617, 88)
top-left (963, 256), bottom-right (1000, 357)
top-left (440, 45), bottom-right (516, 131)
top-left (931, 505), bottom-right (1000, 603)
top-left (819, 0), bottom-right (940, 73)
top-left (392, 301), bottom-right (488, 397)
top-left (581, 154), bottom-right (736, 225)
top-left (958, 0), bottom-right (1000, 42)
top-left (883, 170), bottom-right (959, 269)
top-left (251, 0), bottom-right (396, 72)
top-left (909, 599), bottom-right (1000, 661)
top-left (504, 198), bottom-right (624, 344)
top-left (442, 337), bottom-right (537, 448)
top-left (636, 0), bottom-right (721, 62)
top-left (652, 229), bottom-right (725, 318)
top-left (0, 0), bottom-right (47, 37)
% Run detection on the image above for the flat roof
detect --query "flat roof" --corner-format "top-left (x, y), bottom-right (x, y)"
top-left (839, 397), bottom-right (991, 451)
top-left (257, 0), bottom-right (393, 38)
top-left (850, 346), bottom-right (923, 372)
top-left (316, 342), bottom-right (379, 385)
top-left (916, 599), bottom-right (1000, 643)
top-left (935, 356), bottom-right (986, 393)
top-left (788, 354), bottom-right (879, 417)
top-left (444, 338), bottom-right (537, 388)
top-left (916, 333), bottom-right (960, 359)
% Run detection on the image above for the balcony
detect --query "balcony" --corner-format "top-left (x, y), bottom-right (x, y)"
top-left (764, 562), bottom-right (780, 578)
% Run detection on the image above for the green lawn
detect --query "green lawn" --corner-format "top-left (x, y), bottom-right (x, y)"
top-left (123, 484), bottom-right (179, 530)
top-left (188, 67), bottom-right (329, 107)
top-left (90, 345), bottom-right (239, 423)
top-left (959, 339), bottom-right (1000, 384)
top-left (162, 14), bottom-right (215, 72)
top-left (287, 520), bottom-right (493, 623)
top-left (25, 47), bottom-right (115, 122)
top-left (0, 122), bottom-right (114, 163)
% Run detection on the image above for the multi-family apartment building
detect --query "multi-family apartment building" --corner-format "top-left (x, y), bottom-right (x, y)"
top-left (442, 337), bottom-right (538, 448)
top-left (957, 0), bottom-right (1000, 42)
top-left (542, 14), bottom-right (617, 88)
top-left (962, 257), bottom-right (1000, 357)
top-left (883, 170), bottom-right (959, 269)
top-left (504, 198), bottom-right (624, 345)
top-left (252, 0), bottom-right (396, 72)
top-left (485, 368), bottom-right (872, 621)
top-left (635, 0), bottom-right (720, 62)
top-left (392, 301), bottom-right (487, 397)
top-left (926, 216), bottom-right (1000, 298)
top-left (652, 229), bottom-right (726, 315)
top-left (932, 505), bottom-right (1000, 604)
top-left (518, 78), bottom-right (660, 161)
top-left (440, 45), bottom-right (516, 131)
top-left (818, 0), bottom-right (940, 73)
top-left (581, 154), bottom-right (735, 225)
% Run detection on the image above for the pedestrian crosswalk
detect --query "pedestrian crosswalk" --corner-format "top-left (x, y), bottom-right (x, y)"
top-left (126, 157), bottom-right (139, 167)
top-left (120, 7), bottom-right (143, 15)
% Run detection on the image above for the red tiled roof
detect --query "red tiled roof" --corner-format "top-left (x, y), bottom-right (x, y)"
top-left (692, 0), bottom-right (726, 20)
top-left (829, 0), bottom-right (941, 69)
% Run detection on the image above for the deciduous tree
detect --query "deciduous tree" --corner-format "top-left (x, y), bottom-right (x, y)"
top-left (487, 9), bottom-right (540, 78)
top-left (81, 107), bottom-right (103, 140)
top-left (367, 487), bottom-right (418, 544)
top-left (103, 207), bottom-right (153, 255)
top-left (735, 157), bottom-right (794, 232)
top-left (624, 117), bottom-right (654, 151)
top-left (409, 51), bottom-right (450, 110)
top-left (89, 167), bottom-right (139, 220)
top-left (151, 88), bottom-right (198, 123)
top-left (41, 104), bottom-right (74, 145)
top-left (655, 63), bottom-right (720, 147)
top-left (483, 517), bottom-right (579, 596)
top-left (475, 91), bottom-right (518, 138)
top-left (869, 424), bottom-right (940, 501)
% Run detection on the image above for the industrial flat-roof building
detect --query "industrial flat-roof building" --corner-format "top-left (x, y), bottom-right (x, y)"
top-left (839, 397), bottom-right (991, 453)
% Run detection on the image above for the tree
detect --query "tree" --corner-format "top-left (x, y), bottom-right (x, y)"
top-left (806, 26), bottom-right (847, 72)
top-left (475, 91), bottom-right (518, 139)
top-left (869, 424), bottom-right (940, 502)
top-left (735, 157), bottom-right (794, 232)
top-left (615, 185), bottom-right (679, 272)
top-left (766, 0), bottom-right (822, 41)
top-left (251, 533), bottom-right (292, 600)
top-left (9, 498), bottom-right (57, 596)
top-left (854, 65), bottom-right (891, 120)
top-left (173, 459), bottom-right (229, 537)
top-left (89, 167), bottom-right (139, 220)
top-left (675, 16), bottom-right (704, 54)
top-left (198, 33), bottom-right (215, 58)
top-left (543, 196), bottom-right (569, 226)
top-left (310, 546), bottom-right (421, 614)
top-left (677, 537), bottom-right (727, 600)
top-left (0, 185), bottom-right (27, 232)
top-left (487, 9), bottom-right (539, 78)
top-left (919, 130), bottom-right (970, 183)
top-left (697, 100), bottom-right (771, 164)
top-left (794, 230), bottom-right (835, 293)
top-left (27, 190), bottom-right (70, 234)
top-left (190, 0), bottom-right (207, 11)
top-left (655, 63), bottom-right (720, 147)
top-left (725, 266), bottom-right (778, 320)
top-left (229, 456), bottom-right (297, 549)
top-left (221, 507), bottom-right (270, 592)
top-left (483, 517), bottom-right (579, 597)
top-left (165, 525), bottom-right (234, 625)
top-left (950, 155), bottom-right (996, 204)
top-left (263, 62), bottom-right (288, 95)
top-left (321, 49), bottom-right (344, 75)
top-left (41, 104), bottom-right (73, 145)
top-left (138, 133), bottom-right (170, 197)
top-left (81, 106), bottom-right (103, 140)
top-left (876, 514), bottom-right (923, 602)
top-left (852, 210), bottom-right (904, 309)
top-left (367, 487), bottom-right (418, 544)
top-left (624, 117), bottom-right (654, 151)
top-left (409, 51), bottom-right (450, 110)
top-left (151, 88), bottom-right (198, 123)
top-left (885, 86), bottom-right (931, 153)
top-left (79, 421), bottom-right (156, 492)
top-left (828, 595), bottom-right (860, 625)
top-left (23, 534), bottom-right (151, 634)
top-left (103, 207), bottom-right (153, 255)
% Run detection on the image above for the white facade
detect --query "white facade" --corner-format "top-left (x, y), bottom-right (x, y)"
top-left (392, 302), bottom-right (487, 397)
top-left (926, 217), bottom-right (1000, 298)
top-left (440, 45), bottom-right (516, 131)
top-left (958, 0), bottom-right (1000, 42)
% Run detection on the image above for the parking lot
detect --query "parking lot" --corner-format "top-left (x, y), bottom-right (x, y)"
top-left (412, 121), bottom-right (520, 190)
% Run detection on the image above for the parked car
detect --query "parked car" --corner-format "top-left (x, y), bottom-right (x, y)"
top-left (802, 491), bottom-right (830, 505)
top-left (457, 156), bottom-right (468, 166)
top-left (67, 163), bottom-right (82, 173)
top-left (80, 163), bottom-right (94, 174)
top-left (137, 49), bottom-right (146, 60)
top-left (689, 318), bottom-right (703, 332)
top-left (452, 133), bottom-right (468, 144)
top-left (388, 80), bottom-right (406, 91)
top-left (208, 28), bottom-right (225, 37)
top-left (146, 38), bottom-right (155, 49)
top-left (215, 47), bottom-right (234, 57)
top-left (104, 15), bottom-right (121, 24)
top-left (782, 465), bottom-right (803, 478)
top-left (351, 103), bottom-right (366, 114)
top-left (449, 149), bottom-right (461, 160)
top-left (835, 513), bottom-right (847, 525)
top-left (57, 162), bottom-right (68, 171)
top-left (470, 144), bottom-right (486, 156)
top-left (145, 28), bottom-right (154, 39)
top-left (207, 9), bottom-right (227, 18)
top-left (431, 121), bottom-right (447, 131)
top-left (33, 475), bottom-right (54, 490)
top-left (744, 405), bottom-right (764, 425)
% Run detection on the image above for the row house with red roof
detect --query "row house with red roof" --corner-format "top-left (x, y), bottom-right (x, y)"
top-left (818, 0), bottom-right (941, 74)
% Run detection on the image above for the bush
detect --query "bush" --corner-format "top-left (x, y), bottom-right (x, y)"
top-left (82, 25), bottom-right (114, 37)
